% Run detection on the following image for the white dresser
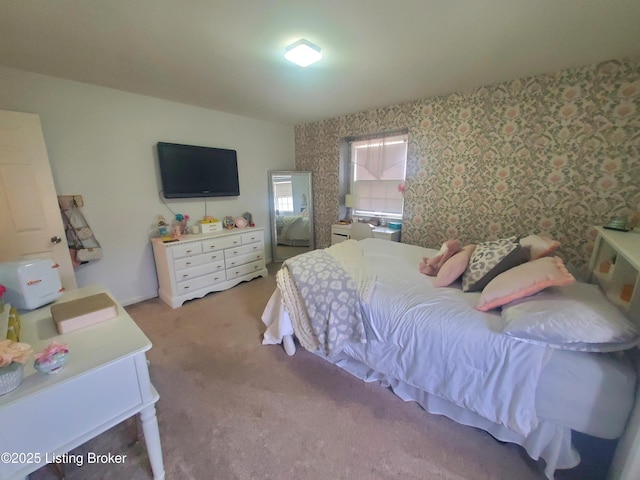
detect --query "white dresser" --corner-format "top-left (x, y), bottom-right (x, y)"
top-left (331, 223), bottom-right (401, 245)
top-left (151, 227), bottom-right (268, 308)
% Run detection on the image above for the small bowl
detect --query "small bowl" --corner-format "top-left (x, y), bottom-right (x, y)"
top-left (34, 352), bottom-right (69, 375)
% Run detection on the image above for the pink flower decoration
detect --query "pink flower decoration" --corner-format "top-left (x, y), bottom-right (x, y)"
top-left (34, 341), bottom-right (69, 362)
top-left (397, 182), bottom-right (406, 194)
top-left (0, 339), bottom-right (32, 366)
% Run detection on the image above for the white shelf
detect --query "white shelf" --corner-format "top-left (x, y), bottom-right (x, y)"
top-left (594, 227), bottom-right (640, 480)
top-left (589, 228), bottom-right (639, 320)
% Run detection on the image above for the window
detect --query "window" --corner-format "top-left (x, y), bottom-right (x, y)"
top-left (273, 178), bottom-right (293, 214)
top-left (349, 133), bottom-right (407, 219)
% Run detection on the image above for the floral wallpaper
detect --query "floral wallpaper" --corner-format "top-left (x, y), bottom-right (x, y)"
top-left (295, 57), bottom-right (640, 273)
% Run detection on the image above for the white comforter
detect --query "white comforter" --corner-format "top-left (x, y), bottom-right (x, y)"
top-left (271, 238), bottom-right (553, 437)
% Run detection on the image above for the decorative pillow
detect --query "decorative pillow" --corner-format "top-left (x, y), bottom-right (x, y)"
top-left (461, 236), bottom-right (522, 292)
top-left (521, 234), bottom-right (561, 261)
top-left (476, 256), bottom-right (575, 311)
top-left (419, 239), bottom-right (461, 276)
top-left (500, 282), bottom-right (639, 352)
top-left (434, 244), bottom-right (476, 287)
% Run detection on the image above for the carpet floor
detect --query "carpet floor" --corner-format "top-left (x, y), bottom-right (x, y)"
top-left (31, 264), bottom-right (615, 479)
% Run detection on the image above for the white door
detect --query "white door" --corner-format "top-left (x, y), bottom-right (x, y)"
top-left (0, 110), bottom-right (76, 289)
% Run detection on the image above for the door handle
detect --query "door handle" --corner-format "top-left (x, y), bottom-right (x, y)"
top-left (51, 236), bottom-right (62, 244)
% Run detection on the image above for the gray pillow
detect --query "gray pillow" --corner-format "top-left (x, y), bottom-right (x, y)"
top-left (462, 236), bottom-right (522, 292)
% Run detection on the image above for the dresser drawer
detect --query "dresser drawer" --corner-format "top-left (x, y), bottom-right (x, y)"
top-left (174, 260), bottom-right (225, 282)
top-left (226, 259), bottom-right (266, 280)
top-left (202, 235), bottom-right (241, 252)
top-left (241, 231), bottom-right (263, 244)
top-left (224, 241), bottom-right (265, 260)
top-left (174, 250), bottom-right (225, 270)
top-left (171, 242), bottom-right (203, 259)
top-left (225, 251), bottom-right (264, 269)
top-left (176, 271), bottom-right (226, 293)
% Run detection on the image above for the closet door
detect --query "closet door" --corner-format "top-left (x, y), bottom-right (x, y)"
top-left (0, 110), bottom-right (76, 289)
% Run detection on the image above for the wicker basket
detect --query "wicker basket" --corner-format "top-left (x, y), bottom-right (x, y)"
top-left (0, 362), bottom-right (24, 395)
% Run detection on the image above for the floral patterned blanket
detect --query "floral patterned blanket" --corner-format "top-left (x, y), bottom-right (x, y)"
top-left (278, 241), bottom-right (373, 357)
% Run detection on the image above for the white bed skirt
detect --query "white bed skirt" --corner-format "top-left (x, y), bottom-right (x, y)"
top-left (326, 349), bottom-right (579, 479)
top-left (262, 289), bottom-right (578, 479)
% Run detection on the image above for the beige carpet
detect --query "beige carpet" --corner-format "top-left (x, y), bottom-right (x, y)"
top-left (31, 264), bottom-right (614, 480)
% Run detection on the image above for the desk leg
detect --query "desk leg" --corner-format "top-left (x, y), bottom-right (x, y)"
top-left (139, 404), bottom-right (165, 480)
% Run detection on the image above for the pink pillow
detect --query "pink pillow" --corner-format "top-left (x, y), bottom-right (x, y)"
top-left (520, 234), bottom-right (560, 261)
top-left (419, 239), bottom-right (461, 276)
top-left (476, 256), bottom-right (575, 311)
top-left (435, 244), bottom-right (476, 287)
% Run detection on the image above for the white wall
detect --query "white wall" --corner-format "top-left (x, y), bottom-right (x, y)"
top-left (0, 66), bottom-right (295, 305)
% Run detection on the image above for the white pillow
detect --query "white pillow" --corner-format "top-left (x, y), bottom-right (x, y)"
top-left (501, 282), bottom-right (639, 352)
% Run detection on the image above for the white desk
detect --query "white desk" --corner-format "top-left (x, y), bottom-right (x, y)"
top-left (331, 223), bottom-right (401, 245)
top-left (0, 286), bottom-right (164, 480)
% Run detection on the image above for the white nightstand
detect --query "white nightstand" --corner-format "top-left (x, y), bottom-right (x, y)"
top-left (331, 223), bottom-right (401, 245)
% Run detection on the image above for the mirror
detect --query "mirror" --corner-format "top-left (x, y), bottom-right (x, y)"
top-left (268, 171), bottom-right (314, 262)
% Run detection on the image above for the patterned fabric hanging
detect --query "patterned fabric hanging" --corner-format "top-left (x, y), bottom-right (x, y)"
top-left (58, 195), bottom-right (102, 267)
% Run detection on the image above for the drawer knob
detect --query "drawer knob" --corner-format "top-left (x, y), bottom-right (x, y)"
top-left (186, 249), bottom-right (192, 253)
top-left (186, 262), bottom-right (191, 265)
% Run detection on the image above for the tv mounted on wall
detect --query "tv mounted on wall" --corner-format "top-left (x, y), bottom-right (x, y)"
top-left (157, 142), bottom-right (240, 198)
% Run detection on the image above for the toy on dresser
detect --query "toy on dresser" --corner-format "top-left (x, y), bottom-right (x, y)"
top-left (157, 215), bottom-right (170, 239)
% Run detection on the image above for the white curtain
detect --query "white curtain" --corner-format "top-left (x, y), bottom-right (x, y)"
top-left (350, 134), bottom-right (407, 216)
top-left (352, 134), bottom-right (407, 180)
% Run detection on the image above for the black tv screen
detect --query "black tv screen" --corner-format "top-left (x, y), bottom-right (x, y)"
top-left (158, 142), bottom-right (240, 198)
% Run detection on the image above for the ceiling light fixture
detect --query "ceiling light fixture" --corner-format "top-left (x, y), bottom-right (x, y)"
top-left (284, 39), bottom-right (322, 67)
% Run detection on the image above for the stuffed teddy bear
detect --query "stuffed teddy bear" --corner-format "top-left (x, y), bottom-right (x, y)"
top-left (419, 239), bottom-right (462, 276)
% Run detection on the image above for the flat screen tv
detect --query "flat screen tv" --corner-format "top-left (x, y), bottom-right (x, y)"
top-left (158, 142), bottom-right (240, 198)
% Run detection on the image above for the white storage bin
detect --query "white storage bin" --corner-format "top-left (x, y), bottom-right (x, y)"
top-left (199, 222), bottom-right (222, 234)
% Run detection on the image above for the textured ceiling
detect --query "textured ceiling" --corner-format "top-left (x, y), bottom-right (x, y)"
top-left (1, 0), bottom-right (639, 125)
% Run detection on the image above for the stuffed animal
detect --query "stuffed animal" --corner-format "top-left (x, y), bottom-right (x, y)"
top-left (419, 239), bottom-right (462, 276)
top-left (157, 215), bottom-right (169, 238)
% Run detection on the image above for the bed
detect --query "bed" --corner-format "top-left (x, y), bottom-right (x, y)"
top-left (261, 238), bottom-right (639, 479)
top-left (275, 210), bottom-right (311, 246)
